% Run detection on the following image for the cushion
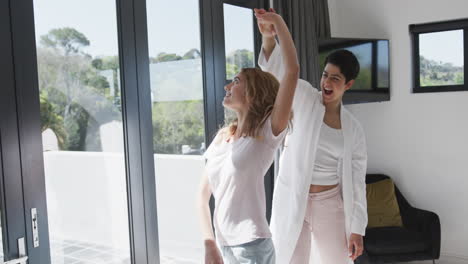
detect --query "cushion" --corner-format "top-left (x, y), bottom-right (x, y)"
top-left (366, 179), bottom-right (403, 228)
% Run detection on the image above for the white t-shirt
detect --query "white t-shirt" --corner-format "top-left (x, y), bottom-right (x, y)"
top-left (311, 122), bottom-right (344, 185)
top-left (204, 116), bottom-right (287, 246)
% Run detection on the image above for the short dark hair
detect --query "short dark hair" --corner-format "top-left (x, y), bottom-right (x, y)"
top-left (324, 50), bottom-right (360, 83)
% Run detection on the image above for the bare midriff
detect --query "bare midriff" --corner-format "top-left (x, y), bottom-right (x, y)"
top-left (309, 184), bottom-right (339, 193)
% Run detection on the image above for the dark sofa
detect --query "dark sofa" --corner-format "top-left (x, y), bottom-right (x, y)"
top-left (355, 174), bottom-right (441, 264)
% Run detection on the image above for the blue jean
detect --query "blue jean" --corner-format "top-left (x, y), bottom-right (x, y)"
top-left (221, 238), bottom-right (276, 264)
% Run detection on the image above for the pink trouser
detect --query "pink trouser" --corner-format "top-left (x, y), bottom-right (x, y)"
top-left (290, 185), bottom-right (350, 264)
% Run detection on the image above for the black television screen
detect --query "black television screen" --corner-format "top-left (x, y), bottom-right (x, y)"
top-left (318, 38), bottom-right (390, 104)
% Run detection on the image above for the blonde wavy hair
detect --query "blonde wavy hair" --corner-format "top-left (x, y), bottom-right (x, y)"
top-left (221, 68), bottom-right (293, 140)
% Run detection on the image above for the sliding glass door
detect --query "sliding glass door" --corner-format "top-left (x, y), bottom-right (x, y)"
top-left (3, 0), bottom-right (158, 263)
top-left (0, 1), bottom-right (31, 263)
top-left (0, 0), bottom-right (267, 263)
top-left (33, 0), bottom-right (132, 263)
top-left (145, 0), bottom-right (208, 261)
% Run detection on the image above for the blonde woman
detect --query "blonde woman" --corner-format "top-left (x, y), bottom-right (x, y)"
top-left (197, 10), bottom-right (298, 264)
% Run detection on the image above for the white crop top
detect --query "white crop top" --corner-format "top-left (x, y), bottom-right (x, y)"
top-left (311, 122), bottom-right (344, 185)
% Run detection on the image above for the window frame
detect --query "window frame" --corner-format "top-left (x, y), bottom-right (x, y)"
top-left (4, 0), bottom-right (270, 262)
top-left (222, 0), bottom-right (262, 82)
top-left (7, 0), bottom-right (159, 262)
top-left (410, 18), bottom-right (468, 93)
top-left (201, 0), bottom-right (274, 222)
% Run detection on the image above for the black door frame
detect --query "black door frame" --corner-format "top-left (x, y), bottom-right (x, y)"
top-left (6, 0), bottom-right (159, 263)
top-left (115, 0), bottom-right (159, 262)
top-left (200, 0), bottom-right (274, 221)
top-left (8, 0), bottom-right (51, 262)
top-left (0, 0), bottom-right (42, 262)
top-left (201, 0), bottom-right (266, 131)
top-left (3, 0), bottom-right (272, 262)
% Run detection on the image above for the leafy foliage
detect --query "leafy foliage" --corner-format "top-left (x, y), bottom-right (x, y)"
top-left (420, 55), bottom-right (463, 86)
top-left (38, 28), bottom-right (120, 151)
top-left (40, 27), bottom-right (90, 55)
top-left (39, 27), bottom-right (256, 154)
top-left (226, 49), bottom-right (254, 79)
top-left (152, 100), bottom-right (205, 154)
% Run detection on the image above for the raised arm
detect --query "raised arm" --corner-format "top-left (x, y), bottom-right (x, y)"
top-left (255, 8), bottom-right (285, 80)
top-left (255, 11), bottom-right (299, 136)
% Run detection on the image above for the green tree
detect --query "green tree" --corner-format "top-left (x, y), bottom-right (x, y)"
top-left (352, 68), bottom-right (372, 90)
top-left (38, 28), bottom-right (120, 151)
top-left (226, 63), bottom-right (240, 80)
top-left (183, 48), bottom-right (201, 60)
top-left (455, 72), bottom-right (464, 84)
top-left (226, 49), bottom-right (254, 69)
top-left (152, 52), bottom-right (183, 63)
top-left (92, 55), bottom-right (121, 109)
top-left (40, 28), bottom-right (91, 130)
top-left (152, 100), bottom-right (204, 154)
top-left (420, 55), bottom-right (463, 86)
top-left (40, 93), bottom-right (66, 149)
top-left (92, 56), bottom-right (119, 71)
top-left (40, 27), bottom-right (90, 56)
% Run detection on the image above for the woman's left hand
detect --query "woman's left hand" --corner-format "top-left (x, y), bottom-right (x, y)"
top-left (254, 9), bottom-right (281, 27)
top-left (254, 8), bottom-right (277, 37)
top-left (348, 233), bottom-right (364, 260)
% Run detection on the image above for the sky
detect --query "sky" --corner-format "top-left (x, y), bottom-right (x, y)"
top-left (223, 4), bottom-right (255, 56)
top-left (32, 0), bottom-right (465, 66)
top-left (33, 0), bottom-right (254, 58)
top-left (419, 29), bottom-right (464, 67)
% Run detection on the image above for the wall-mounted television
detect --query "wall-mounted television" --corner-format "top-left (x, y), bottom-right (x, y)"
top-left (318, 38), bottom-right (390, 104)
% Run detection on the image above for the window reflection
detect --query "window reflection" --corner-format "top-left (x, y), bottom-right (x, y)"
top-left (419, 30), bottom-right (464, 87)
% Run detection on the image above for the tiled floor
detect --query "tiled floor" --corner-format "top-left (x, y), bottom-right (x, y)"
top-left (2, 237), bottom-right (467, 264)
top-left (0, 237), bottom-right (198, 264)
top-left (50, 239), bottom-right (130, 264)
top-left (51, 239), bottom-right (200, 264)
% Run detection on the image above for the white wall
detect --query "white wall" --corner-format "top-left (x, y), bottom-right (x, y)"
top-left (44, 151), bottom-right (205, 262)
top-left (327, 0), bottom-right (468, 259)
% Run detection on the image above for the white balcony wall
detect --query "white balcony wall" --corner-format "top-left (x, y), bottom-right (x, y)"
top-left (44, 151), bottom-right (205, 261)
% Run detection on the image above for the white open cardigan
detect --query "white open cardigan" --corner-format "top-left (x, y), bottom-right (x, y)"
top-left (258, 44), bottom-right (368, 263)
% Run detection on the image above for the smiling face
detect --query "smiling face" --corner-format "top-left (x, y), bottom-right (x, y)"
top-left (223, 73), bottom-right (249, 111)
top-left (320, 63), bottom-right (355, 105)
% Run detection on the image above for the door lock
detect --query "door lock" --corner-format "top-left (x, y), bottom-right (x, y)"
top-left (31, 208), bottom-right (39, 248)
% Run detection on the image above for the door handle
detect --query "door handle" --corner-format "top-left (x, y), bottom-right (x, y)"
top-left (3, 238), bottom-right (28, 264)
top-left (3, 256), bottom-right (28, 264)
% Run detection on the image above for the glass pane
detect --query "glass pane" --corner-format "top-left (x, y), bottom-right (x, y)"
top-left (224, 4), bottom-right (255, 80)
top-left (33, 0), bottom-right (131, 263)
top-left (0, 217), bottom-right (3, 262)
top-left (146, 0), bottom-right (206, 262)
top-left (347, 43), bottom-right (372, 90)
top-left (419, 29), bottom-right (464, 87)
top-left (377, 40), bottom-right (390, 88)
